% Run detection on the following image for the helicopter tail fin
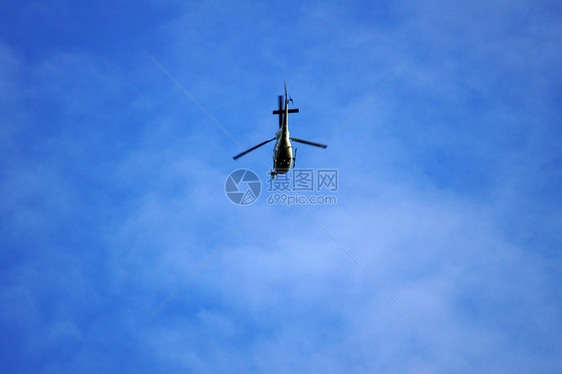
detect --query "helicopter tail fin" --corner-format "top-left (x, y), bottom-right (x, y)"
top-left (272, 109), bottom-right (299, 115)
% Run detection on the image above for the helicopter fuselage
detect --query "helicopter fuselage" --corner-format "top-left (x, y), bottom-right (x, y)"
top-left (232, 82), bottom-right (326, 176)
top-left (272, 103), bottom-right (293, 176)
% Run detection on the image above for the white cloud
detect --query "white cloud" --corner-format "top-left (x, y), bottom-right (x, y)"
top-left (1, 0), bottom-right (561, 372)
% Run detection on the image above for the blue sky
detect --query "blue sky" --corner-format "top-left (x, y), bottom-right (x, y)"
top-left (1, 0), bottom-right (561, 372)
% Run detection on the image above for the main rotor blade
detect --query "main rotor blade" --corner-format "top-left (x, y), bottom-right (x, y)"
top-left (278, 95), bottom-right (283, 128)
top-left (233, 137), bottom-right (276, 160)
top-left (289, 137), bottom-right (327, 149)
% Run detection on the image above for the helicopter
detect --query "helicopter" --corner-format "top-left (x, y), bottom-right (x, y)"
top-left (233, 82), bottom-right (327, 178)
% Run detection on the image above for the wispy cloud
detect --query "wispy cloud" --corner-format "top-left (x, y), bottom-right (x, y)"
top-left (1, 1), bottom-right (561, 373)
